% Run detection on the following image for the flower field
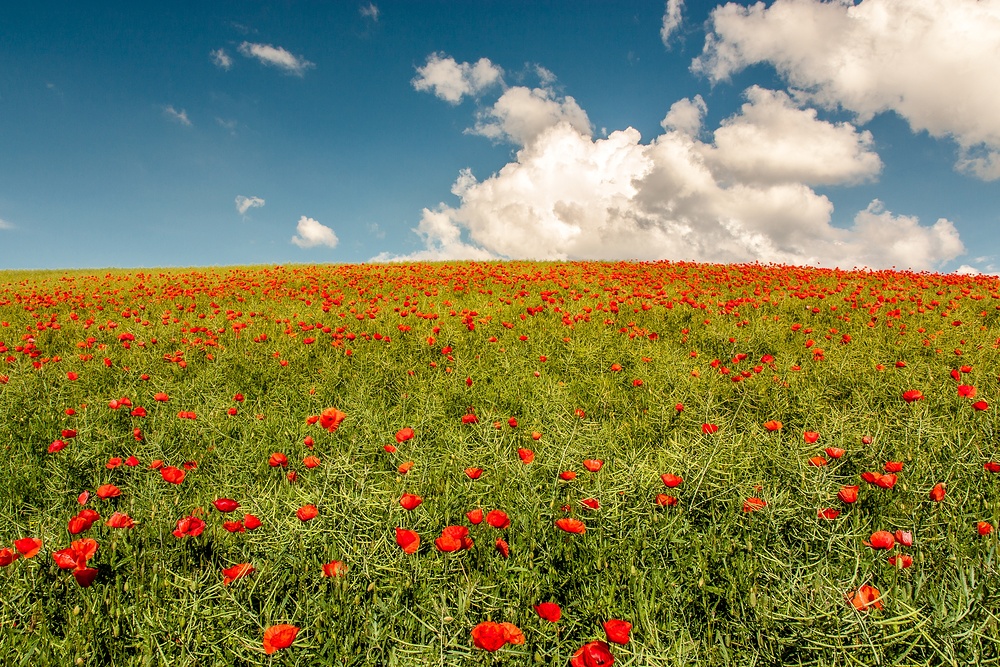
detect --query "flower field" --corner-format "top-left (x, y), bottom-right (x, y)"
top-left (1, 261), bottom-right (999, 666)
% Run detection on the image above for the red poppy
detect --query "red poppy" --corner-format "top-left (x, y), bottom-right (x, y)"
top-left (838, 485), bottom-right (859, 503)
top-left (383, 444), bottom-right (397, 453)
top-left (972, 400), bottom-right (989, 411)
top-left (125, 455), bottom-right (140, 467)
top-left (0, 548), bottom-right (17, 567)
top-left (399, 493), bottom-right (422, 511)
top-left (395, 527), bottom-right (420, 554)
top-left (894, 530), bottom-right (913, 546)
top-left (803, 431), bottom-right (820, 443)
top-left (957, 385), bottom-right (977, 398)
top-left (901, 390), bottom-right (924, 403)
top-left (153, 392), bottom-right (169, 402)
top-left (889, 554), bottom-right (913, 568)
top-left (222, 562), bottom-right (255, 585)
top-left (985, 462), bottom-right (1000, 473)
top-left (319, 407), bottom-right (347, 432)
top-left (105, 512), bottom-right (135, 529)
top-left (302, 455), bottom-right (320, 468)
top-left (517, 448), bottom-right (534, 464)
top-left (656, 494), bottom-right (678, 507)
top-left (560, 471), bottom-right (577, 481)
top-left (77, 490), bottom-right (89, 505)
top-left (531, 431), bottom-right (542, 440)
top-left (848, 585), bottom-right (883, 612)
top-left (534, 602), bottom-right (561, 622)
top-left (495, 538), bottom-right (509, 558)
top-left (106, 457), bottom-right (122, 469)
top-left (227, 407), bottom-right (238, 416)
top-left (398, 461), bottom-right (414, 474)
top-left (322, 560), bottom-right (347, 577)
top-left (263, 624), bottom-right (299, 654)
top-left (95, 484), bottom-right (121, 499)
top-left (574, 408), bottom-right (586, 419)
top-left (436, 525), bottom-right (473, 552)
top-left (222, 520), bottom-right (245, 533)
top-left (160, 466), bottom-right (185, 484)
top-left (297, 504), bottom-right (318, 521)
top-left (763, 420), bottom-right (782, 431)
top-left (808, 456), bottom-right (827, 467)
top-left (212, 498), bottom-right (239, 513)
top-left (701, 423), bottom-right (719, 434)
top-left (466, 508), bottom-right (484, 524)
top-left (73, 567), bottom-right (99, 588)
top-left (660, 473), bottom-right (683, 488)
top-left (583, 459), bottom-right (604, 472)
top-left (172, 516), bottom-right (206, 538)
top-left (929, 482), bottom-right (946, 502)
top-left (884, 461), bottom-right (903, 473)
top-left (244, 514), bottom-right (262, 530)
top-left (581, 498), bottom-right (600, 511)
top-left (818, 508), bottom-right (840, 520)
top-left (555, 518), bottom-right (586, 534)
top-left (570, 640), bottom-right (615, 667)
top-left (603, 619), bottom-right (631, 645)
top-left (48, 440), bottom-right (67, 454)
top-left (866, 531), bottom-right (895, 549)
top-left (461, 413), bottom-right (479, 425)
top-left (471, 621), bottom-right (508, 652)
top-left (742, 497), bottom-right (766, 513)
top-left (978, 521), bottom-right (994, 536)
top-left (395, 427), bottom-right (415, 443)
top-left (268, 452), bottom-right (289, 468)
top-left (486, 510), bottom-right (510, 529)
top-left (610, 363), bottom-right (622, 372)
top-left (465, 467), bottom-right (483, 479)
top-left (824, 447), bottom-right (845, 459)
top-left (14, 537), bottom-right (42, 558)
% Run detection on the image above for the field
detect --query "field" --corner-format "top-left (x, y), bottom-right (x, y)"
top-left (1, 261), bottom-right (999, 666)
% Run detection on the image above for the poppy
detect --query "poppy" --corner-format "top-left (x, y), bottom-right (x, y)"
top-left (892, 530), bottom-right (913, 547)
top-left (803, 431), bottom-right (820, 443)
top-left (555, 518), bottom-right (586, 534)
top-left (656, 494), bottom-right (678, 507)
top-left (213, 498), bottom-right (239, 513)
top-left (929, 482), bottom-right (946, 502)
top-left (532, 431), bottom-right (542, 440)
top-left (848, 585), bottom-right (883, 612)
top-left (985, 462), bottom-right (1000, 473)
top-left (395, 527), bottom-right (420, 554)
top-left (957, 385), bottom-right (977, 398)
top-left (884, 461), bottom-right (903, 473)
top-left (701, 423), bottom-right (719, 434)
top-left (534, 602), bottom-right (561, 622)
top-left (263, 624), bottom-right (299, 654)
top-left (384, 444), bottom-right (397, 453)
top-left (227, 407), bottom-right (238, 416)
top-left (153, 392), bottom-right (169, 402)
top-left (462, 414), bottom-right (479, 425)
top-left (125, 455), bottom-right (140, 467)
top-left (889, 554), bottom-right (913, 568)
top-left (495, 538), bottom-right (509, 558)
top-left (319, 407), bottom-right (347, 432)
top-left (560, 471), bottom-right (577, 481)
top-left (901, 390), bottom-right (924, 403)
top-left (574, 408), bottom-right (586, 419)
top-left (106, 457), bottom-right (122, 469)
top-left (571, 640), bottom-right (615, 667)
top-left (977, 521), bottom-right (994, 536)
top-left (222, 520), bottom-right (245, 533)
top-left (77, 490), bottom-right (89, 505)
top-left (660, 473), bottom-right (683, 488)
top-left (465, 467), bottom-right (483, 479)
top-left (398, 461), bottom-right (414, 475)
top-left (763, 420), bottom-right (782, 431)
top-left (866, 531), bottom-right (894, 549)
top-left (486, 510), bottom-right (510, 529)
top-left (48, 440), bottom-right (67, 454)
top-left (517, 448), bottom-right (534, 464)
top-left (268, 452), bottom-right (289, 468)
top-left (95, 484), bottom-right (121, 500)
top-left (222, 562), bottom-right (255, 585)
top-left (436, 525), bottom-right (473, 552)
top-left (581, 498), bottom-right (600, 510)
top-left (742, 497), bottom-right (766, 513)
top-left (160, 466), bottom-right (185, 485)
top-left (838, 486), bottom-right (859, 503)
top-left (610, 363), bottom-right (622, 372)
top-left (0, 548), bottom-right (18, 567)
top-left (824, 447), bottom-right (845, 459)
top-left (14, 537), bottom-right (41, 558)
top-left (105, 512), bottom-right (135, 529)
top-left (322, 560), bottom-right (347, 577)
top-left (471, 621), bottom-right (508, 652)
top-left (297, 505), bottom-right (318, 521)
top-left (399, 493), bottom-right (423, 511)
top-left (172, 516), bottom-right (206, 538)
top-left (73, 567), bottom-right (99, 588)
top-left (817, 508), bottom-right (840, 520)
top-left (603, 619), bottom-right (631, 645)
top-left (395, 427), bottom-right (415, 443)
top-left (244, 514), bottom-right (262, 530)
top-left (302, 455), bottom-right (320, 468)
top-left (972, 400), bottom-right (989, 411)
top-left (808, 456), bottom-right (827, 467)
top-left (583, 459), bottom-right (604, 472)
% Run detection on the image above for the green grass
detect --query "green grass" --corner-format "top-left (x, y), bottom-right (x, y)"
top-left (0, 261), bottom-right (998, 666)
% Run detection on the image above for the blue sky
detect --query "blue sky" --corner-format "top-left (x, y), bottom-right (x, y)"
top-left (2, 0), bottom-right (998, 272)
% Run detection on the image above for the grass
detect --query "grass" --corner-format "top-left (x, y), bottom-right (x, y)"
top-left (0, 261), bottom-right (998, 666)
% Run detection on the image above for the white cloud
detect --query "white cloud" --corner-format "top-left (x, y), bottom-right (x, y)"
top-left (211, 48), bottom-right (233, 70)
top-left (291, 216), bottom-right (339, 249)
top-left (360, 3), bottom-right (380, 21)
top-left (380, 76), bottom-right (963, 270)
top-left (235, 195), bottom-right (265, 216)
top-left (470, 86), bottom-right (591, 146)
top-left (163, 106), bottom-right (192, 126)
top-left (0, 217), bottom-right (13, 230)
top-left (412, 54), bottom-right (503, 104)
top-left (694, 0), bottom-right (1000, 180)
top-left (661, 0), bottom-right (684, 46)
top-left (238, 42), bottom-right (314, 76)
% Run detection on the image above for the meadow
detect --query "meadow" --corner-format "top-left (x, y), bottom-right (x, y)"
top-left (0, 261), bottom-right (998, 666)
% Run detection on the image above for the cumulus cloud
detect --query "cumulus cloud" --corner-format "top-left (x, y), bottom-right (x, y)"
top-left (661, 0), bottom-right (684, 46)
top-left (211, 48), bottom-right (232, 70)
top-left (291, 216), bottom-right (339, 248)
top-left (235, 195), bottom-right (265, 216)
top-left (381, 64), bottom-right (964, 270)
top-left (693, 0), bottom-right (1000, 180)
top-left (163, 106), bottom-right (192, 126)
top-left (238, 42), bottom-right (314, 76)
top-left (412, 53), bottom-right (503, 104)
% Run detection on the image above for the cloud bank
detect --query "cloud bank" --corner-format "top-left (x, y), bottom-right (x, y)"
top-left (291, 216), bottom-right (339, 248)
top-left (693, 0), bottom-right (1000, 180)
top-left (238, 42), bottom-right (314, 76)
top-left (385, 55), bottom-right (964, 270)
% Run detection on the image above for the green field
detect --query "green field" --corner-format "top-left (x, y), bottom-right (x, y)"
top-left (1, 261), bottom-right (998, 666)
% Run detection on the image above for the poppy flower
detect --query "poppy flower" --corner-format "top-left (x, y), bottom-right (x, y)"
top-left (701, 423), bottom-right (719, 434)
top-left (212, 498), bottom-right (239, 513)
top-left (48, 440), bottom-right (67, 454)
top-left (383, 444), bottom-right (397, 453)
top-left (818, 508), bottom-right (840, 520)
top-left (894, 530), bottom-right (913, 547)
top-left (660, 473), bottom-right (683, 488)
top-left (222, 520), bottom-right (245, 533)
top-left (866, 531), bottom-right (895, 549)
top-left (889, 554), bottom-right (913, 568)
top-left (395, 527), bottom-right (420, 554)
top-left (929, 482), bottom-right (946, 502)
top-left (399, 493), bottom-right (422, 511)
top-left (465, 467), bottom-right (483, 479)
top-left (125, 455), bottom-right (140, 467)
top-left (486, 510), bottom-right (510, 529)
top-left (73, 567), bottom-right (99, 588)
top-left (0, 548), bottom-right (18, 567)
top-left (398, 461), bottom-right (414, 475)
top-left (319, 407), bottom-right (347, 432)
top-left (172, 516), bottom-right (206, 538)
top-left (160, 466), bottom-right (185, 484)
top-left (901, 390), bottom-right (924, 403)
top-left (884, 461), bottom-right (903, 473)
top-left (848, 585), bottom-right (883, 612)
top-left (838, 485), bottom-right (859, 504)
top-left (603, 619), bottom-right (631, 645)
top-left (222, 562), bottom-right (255, 585)
top-left (985, 462), bottom-right (1000, 473)
top-left (656, 494), bottom-right (678, 507)
top-left (322, 560), bottom-right (347, 577)
top-left (534, 602), bottom-right (561, 622)
top-left (297, 505), bottom-right (318, 521)
top-left (574, 408), bottom-right (586, 419)
top-left (466, 508), bottom-right (484, 524)
top-left (517, 448), bottom-right (534, 464)
top-left (14, 537), bottom-right (41, 559)
top-left (560, 471), bottom-right (577, 481)
top-left (763, 420), bottom-right (782, 431)
top-left (803, 431), bottom-right (820, 443)
top-left (105, 512), bottom-right (135, 529)
top-left (471, 621), bottom-right (508, 652)
top-left (531, 431), bottom-right (542, 440)
top-left (555, 518), bottom-right (586, 534)
top-left (742, 497), bottom-right (766, 513)
top-left (583, 459), bottom-right (604, 472)
top-left (461, 414), bottom-right (479, 425)
top-left (825, 447), bottom-right (845, 459)
top-left (957, 385), bottom-right (977, 398)
top-left (808, 456), bottom-right (827, 467)
top-left (395, 427), bottom-right (415, 443)
top-left (972, 400), bottom-right (989, 411)
top-left (106, 457), bottom-right (122, 469)
top-left (610, 363), bottom-right (622, 372)
top-left (302, 455), bottom-right (320, 468)
top-left (581, 498), bottom-right (600, 510)
top-left (571, 640), bottom-right (615, 667)
top-left (263, 624), bottom-right (299, 655)
top-left (268, 452), bottom-right (288, 468)
top-left (244, 514), bottom-right (262, 530)
top-left (95, 484), bottom-right (121, 499)
top-left (978, 521), bottom-right (994, 536)
top-left (495, 538), bottom-right (510, 558)
top-left (227, 407), bottom-right (238, 416)
top-left (435, 525), bottom-right (473, 552)
top-left (153, 392), bottom-right (169, 402)
top-left (77, 490), bottom-right (89, 505)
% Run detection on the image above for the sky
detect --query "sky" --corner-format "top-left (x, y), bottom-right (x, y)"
top-left (1, 0), bottom-right (999, 273)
